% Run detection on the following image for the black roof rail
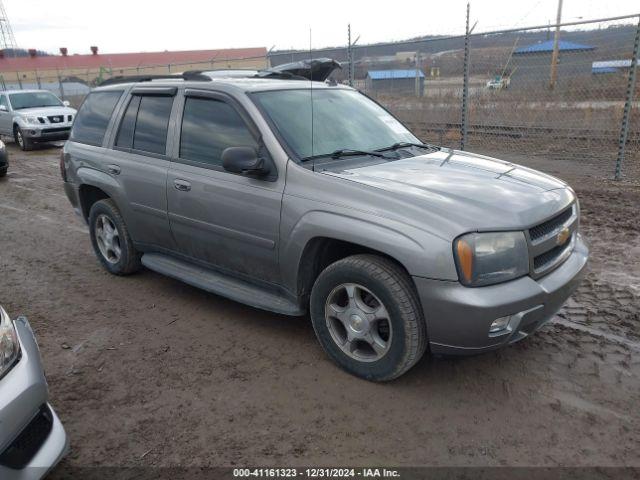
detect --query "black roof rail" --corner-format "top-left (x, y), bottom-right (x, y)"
top-left (98, 71), bottom-right (211, 87)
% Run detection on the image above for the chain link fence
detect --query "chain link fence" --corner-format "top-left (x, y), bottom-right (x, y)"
top-left (2, 13), bottom-right (638, 179)
top-left (361, 15), bottom-right (640, 181)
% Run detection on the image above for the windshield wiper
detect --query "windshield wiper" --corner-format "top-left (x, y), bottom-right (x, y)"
top-left (301, 148), bottom-right (389, 163)
top-left (376, 142), bottom-right (439, 153)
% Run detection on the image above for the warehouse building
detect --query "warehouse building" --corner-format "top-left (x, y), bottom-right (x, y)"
top-left (510, 40), bottom-right (595, 85)
top-left (365, 69), bottom-right (425, 96)
top-left (0, 46), bottom-right (268, 89)
top-left (592, 59), bottom-right (632, 74)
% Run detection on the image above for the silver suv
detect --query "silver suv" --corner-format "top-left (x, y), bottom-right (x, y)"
top-left (0, 90), bottom-right (76, 151)
top-left (61, 67), bottom-right (588, 381)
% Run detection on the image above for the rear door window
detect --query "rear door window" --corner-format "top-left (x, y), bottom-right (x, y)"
top-left (70, 90), bottom-right (123, 146)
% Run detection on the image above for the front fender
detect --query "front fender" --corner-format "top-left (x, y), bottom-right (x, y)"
top-left (280, 207), bottom-right (458, 294)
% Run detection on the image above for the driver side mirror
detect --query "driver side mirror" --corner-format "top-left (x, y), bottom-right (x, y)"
top-left (62, 100), bottom-right (70, 107)
top-left (222, 146), bottom-right (269, 177)
top-left (0, 105), bottom-right (7, 112)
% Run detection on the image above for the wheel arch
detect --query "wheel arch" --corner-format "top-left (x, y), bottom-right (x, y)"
top-left (78, 184), bottom-right (110, 220)
top-left (295, 236), bottom-right (412, 301)
top-left (76, 167), bottom-right (124, 221)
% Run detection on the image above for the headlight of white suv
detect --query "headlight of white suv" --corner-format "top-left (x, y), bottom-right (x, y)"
top-left (0, 306), bottom-right (20, 379)
top-left (25, 116), bottom-right (39, 125)
top-left (454, 231), bottom-right (529, 287)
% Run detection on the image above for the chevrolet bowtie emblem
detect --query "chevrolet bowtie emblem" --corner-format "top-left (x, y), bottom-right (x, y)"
top-left (556, 227), bottom-right (570, 246)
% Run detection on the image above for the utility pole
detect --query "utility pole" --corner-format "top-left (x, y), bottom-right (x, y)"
top-left (549, 0), bottom-right (563, 89)
top-left (0, 1), bottom-right (18, 56)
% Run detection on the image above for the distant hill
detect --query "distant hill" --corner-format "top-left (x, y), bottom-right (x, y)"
top-left (269, 23), bottom-right (638, 69)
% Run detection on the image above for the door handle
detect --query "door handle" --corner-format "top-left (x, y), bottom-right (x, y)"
top-left (107, 164), bottom-right (121, 175)
top-left (173, 179), bottom-right (191, 192)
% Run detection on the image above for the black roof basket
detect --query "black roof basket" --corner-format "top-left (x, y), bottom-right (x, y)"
top-left (99, 70), bottom-right (211, 87)
top-left (255, 58), bottom-right (341, 81)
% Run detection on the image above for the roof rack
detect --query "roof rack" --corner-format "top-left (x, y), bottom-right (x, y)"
top-left (98, 70), bottom-right (211, 87)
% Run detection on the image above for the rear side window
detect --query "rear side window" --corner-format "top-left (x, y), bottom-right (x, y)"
top-left (70, 91), bottom-right (122, 146)
top-left (180, 97), bottom-right (257, 167)
top-left (115, 96), bottom-right (141, 149)
top-left (133, 96), bottom-right (173, 154)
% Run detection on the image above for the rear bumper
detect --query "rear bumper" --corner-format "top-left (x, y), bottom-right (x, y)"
top-left (62, 181), bottom-right (83, 219)
top-left (0, 318), bottom-right (69, 480)
top-left (414, 234), bottom-right (589, 355)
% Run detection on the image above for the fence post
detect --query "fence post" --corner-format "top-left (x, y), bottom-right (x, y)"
top-left (460, 2), bottom-right (470, 150)
top-left (35, 71), bottom-right (41, 89)
top-left (347, 24), bottom-right (353, 87)
top-left (57, 71), bottom-right (65, 100)
top-left (614, 15), bottom-right (640, 181)
top-left (16, 71), bottom-right (22, 89)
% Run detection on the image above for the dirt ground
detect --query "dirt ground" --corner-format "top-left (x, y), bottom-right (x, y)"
top-left (0, 141), bottom-right (639, 475)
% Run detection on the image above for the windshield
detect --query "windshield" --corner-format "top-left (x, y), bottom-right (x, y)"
top-left (9, 91), bottom-right (63, 110)
top-left (252, 89), bottom-right (419, 160)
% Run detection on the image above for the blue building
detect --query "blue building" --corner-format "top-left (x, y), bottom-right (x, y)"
top-left (366, 69), bottom-right (425, 96)
top-left (511, 40), bottom-right (595, 85)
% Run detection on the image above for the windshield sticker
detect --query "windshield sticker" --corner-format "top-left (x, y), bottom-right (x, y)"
top-left (378, 115), bottom-right (408, 134)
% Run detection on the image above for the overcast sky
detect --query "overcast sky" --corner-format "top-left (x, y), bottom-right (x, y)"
top-left (7, 0), bottom-right (640, 55)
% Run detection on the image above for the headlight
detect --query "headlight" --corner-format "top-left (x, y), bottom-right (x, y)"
top-left (454, 231), bottom-right (529, 287)
top-left (25, 116), bottom-right (39, 125)
top-left (0, 306), bottom-right (20, 379)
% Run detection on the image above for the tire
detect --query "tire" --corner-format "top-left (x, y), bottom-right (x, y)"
top-left (14, 126), bottom-right (33, 151)
top-left (88, 199), bottom-right (141, 275)
top-left (310, 254), bottom-right (427, 381)
top-left (0, 167), bottom-right (6, 178)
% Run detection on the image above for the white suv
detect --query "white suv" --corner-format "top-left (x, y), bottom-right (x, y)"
top-left (0, 90), bottom-right (77, 151)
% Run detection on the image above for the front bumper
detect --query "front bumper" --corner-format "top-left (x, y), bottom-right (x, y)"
top-left (21, 127), bottom-right (71, 142)
top-left (414, 234), bottom-right (589, 355)
top-left (0, 317), bottom-right (69, 480)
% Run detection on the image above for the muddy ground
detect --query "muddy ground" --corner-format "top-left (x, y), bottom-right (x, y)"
top-left (0, 141), bottom-right (638, 476)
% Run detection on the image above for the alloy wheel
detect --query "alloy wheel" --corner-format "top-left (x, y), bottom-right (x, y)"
top-left (324, 283), bottom-right (392, 362)
top-left (95, 214), bottom-right (122, 264)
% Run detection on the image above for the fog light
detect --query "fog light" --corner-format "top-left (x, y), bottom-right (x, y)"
top-left (489, 316), bottom-right (511, 334)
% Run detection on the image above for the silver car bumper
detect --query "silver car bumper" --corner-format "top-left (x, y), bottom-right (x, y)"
top-left (21, 126), bottom-right (71, 142)
top-left (414, 234), bottom-right (589, 355)
top-left (0, 317), bottom-right (69, 480)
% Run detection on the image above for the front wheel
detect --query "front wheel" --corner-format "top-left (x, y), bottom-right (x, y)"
top-left (88, 199), bottom-right (141, 275)
top-left (14, 127), bottom-right (32, 151)
top-left (310, 254), bottom-right (427, 381)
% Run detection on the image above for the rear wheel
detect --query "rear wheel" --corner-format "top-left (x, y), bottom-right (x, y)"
top-left (88, 199), bottom-right (141, 275)
top-left (14, 126), bottom-right (33, 151)
top-left (310, 254), bottom-right (427, 381)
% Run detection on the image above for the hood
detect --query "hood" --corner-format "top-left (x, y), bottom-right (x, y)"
top-left (15, 106), bottom-right (77, 117)
top-left (322, 149), bottom-right (574, 234)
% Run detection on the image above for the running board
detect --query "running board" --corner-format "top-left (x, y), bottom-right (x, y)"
top-left (141, 253), bottom-right (305, 316)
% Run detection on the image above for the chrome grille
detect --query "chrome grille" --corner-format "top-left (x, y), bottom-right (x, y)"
top-left (533, 238), bottom-right (572, 270)
top-left (527, 203), bottom-right (578, 278)
top-left (529, 207), bottom-right (573, 243)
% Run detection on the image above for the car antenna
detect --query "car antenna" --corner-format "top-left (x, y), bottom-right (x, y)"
top-left (309, 28), bottom-right (315, 171)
